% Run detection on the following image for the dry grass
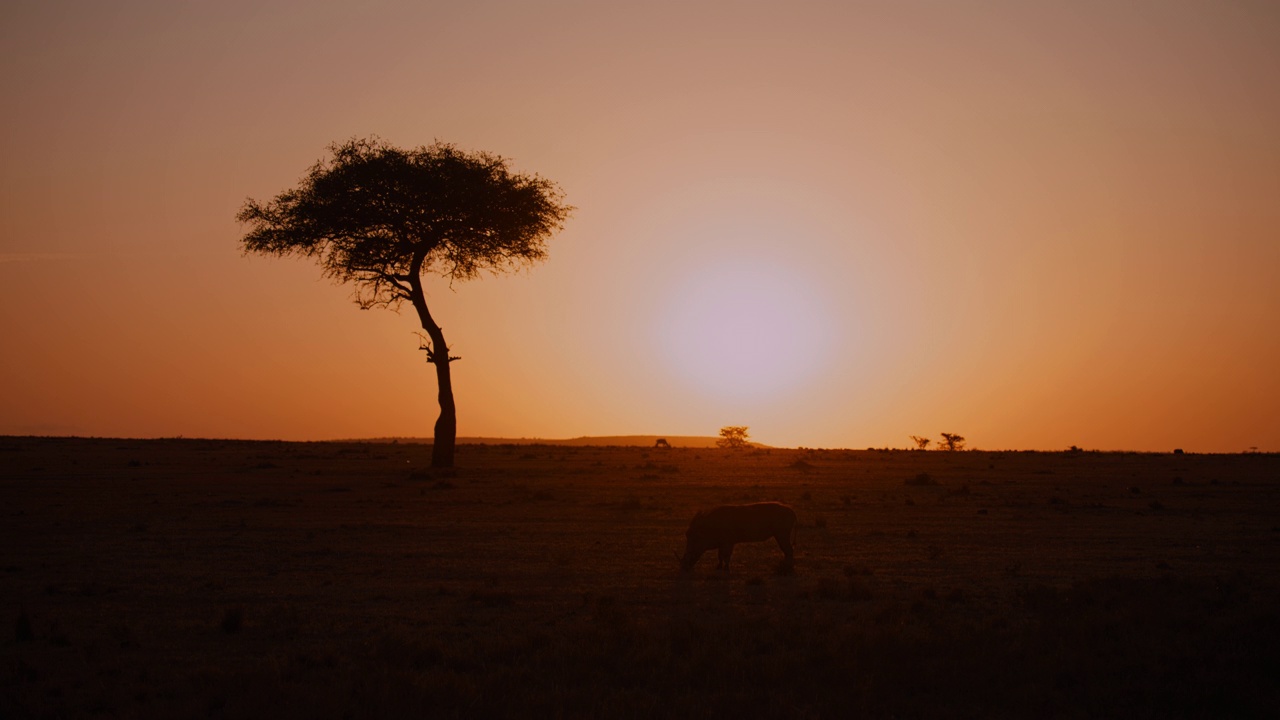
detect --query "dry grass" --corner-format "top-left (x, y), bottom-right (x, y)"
top-left (2, 438), bottom-right (1278, 718)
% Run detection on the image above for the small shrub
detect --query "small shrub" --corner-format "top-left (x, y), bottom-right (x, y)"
top-left (905, 473), bottom-right (936, 486)
top-left (717, 426), bottom-right (750, 449)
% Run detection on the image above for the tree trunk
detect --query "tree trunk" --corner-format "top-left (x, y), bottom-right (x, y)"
top-left (408, 266), bottom-right (457, 468)
top-left (425, 323), bottom-right (457, 468)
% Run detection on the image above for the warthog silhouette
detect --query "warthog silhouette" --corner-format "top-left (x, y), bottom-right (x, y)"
top-left (680, 502), bottom-right (796, 571)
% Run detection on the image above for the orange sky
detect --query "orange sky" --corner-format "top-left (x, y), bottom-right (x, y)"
top-left (2, 1), bottom-right (1278, 451)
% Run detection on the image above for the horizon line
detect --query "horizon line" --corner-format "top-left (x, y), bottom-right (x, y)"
top-left (1, 433), bottom-right (1271, 455)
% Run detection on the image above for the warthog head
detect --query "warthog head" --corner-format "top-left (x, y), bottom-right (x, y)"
top-left (678, 510), bottom-right (714, 571)
top-left (680, 525), bottom-right (711, 568)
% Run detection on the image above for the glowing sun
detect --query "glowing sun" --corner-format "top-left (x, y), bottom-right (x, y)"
top-left (661, 260), bottom-right (829, 402)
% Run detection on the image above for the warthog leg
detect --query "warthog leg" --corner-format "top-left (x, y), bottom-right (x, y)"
top-left (716, 544), bottom-right (734, 570)
top-left (775, 532), bottom-right (794, 564)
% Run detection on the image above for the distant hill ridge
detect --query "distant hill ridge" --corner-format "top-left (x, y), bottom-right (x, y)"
top-left (355, 435), bottom-right (736, 448)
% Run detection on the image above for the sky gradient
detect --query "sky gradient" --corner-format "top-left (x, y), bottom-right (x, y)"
top-left (2, 1), bottom-right (1278, 451)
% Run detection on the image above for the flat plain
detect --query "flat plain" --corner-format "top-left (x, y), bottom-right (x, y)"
top-left (2, 437), bottom-right (1278, 718)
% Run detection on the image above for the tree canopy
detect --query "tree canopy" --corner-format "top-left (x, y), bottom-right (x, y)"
top-left (717, 426), bottom-right (751, 449)
top-left (238, 137), bottom-right (571, 309)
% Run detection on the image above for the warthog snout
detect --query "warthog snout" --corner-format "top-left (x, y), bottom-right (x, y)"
top-left (676, 550), bottom-right (697, 572)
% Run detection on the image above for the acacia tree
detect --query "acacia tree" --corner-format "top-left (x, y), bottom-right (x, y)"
top-left (717, 426), bottom-right (751, 449)
top-left (238, 137), bottom-right (571, 468)
top-left (939, 433), bottom-right (966, 451)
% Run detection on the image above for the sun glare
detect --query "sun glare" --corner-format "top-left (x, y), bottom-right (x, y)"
top-left (662, 260), bottom-right (829, 403)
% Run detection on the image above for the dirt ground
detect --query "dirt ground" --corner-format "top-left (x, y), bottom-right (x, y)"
top-left (3, 437), bottom-right (1278, 718)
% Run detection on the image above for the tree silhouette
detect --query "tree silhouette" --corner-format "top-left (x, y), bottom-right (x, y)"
top-left (910, 435), bottom-right (931, 450)
top-left (939, 433), bottom-right (966, 451)
top-left (238, 137), bottom-right (572, 468)
top-left (717, 426), bottom-right (751, 449)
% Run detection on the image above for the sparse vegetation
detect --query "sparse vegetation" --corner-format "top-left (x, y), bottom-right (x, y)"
top-left (2, 438), bottom-right (1278, 718)
top-left (939, 432), bottom-right (966, 451)
top-left (910, 435), bottom-right (931, 450)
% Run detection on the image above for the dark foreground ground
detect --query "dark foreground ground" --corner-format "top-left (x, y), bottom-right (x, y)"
top-left (2, 437), bottom-right (1278, 718)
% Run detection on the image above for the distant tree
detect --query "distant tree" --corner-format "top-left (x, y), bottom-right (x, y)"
top-left (909, 435), bottom-right (931, 450)
top-left (717, 426), bottom-right (751, 449)
top-left (238, 137), bottom-right (572, 468)
top-left (939, 433), bottom-right (966, 451)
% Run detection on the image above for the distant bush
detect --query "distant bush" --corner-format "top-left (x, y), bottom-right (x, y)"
top-left (717, 426), bottom-right (750, 449)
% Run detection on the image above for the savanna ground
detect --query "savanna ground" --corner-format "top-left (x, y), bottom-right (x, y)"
top-left (2, 437), bottom-right (1278, 718)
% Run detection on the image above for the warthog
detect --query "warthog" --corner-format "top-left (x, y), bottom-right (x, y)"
top-left (679, 502), bottom-right (796, 571)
